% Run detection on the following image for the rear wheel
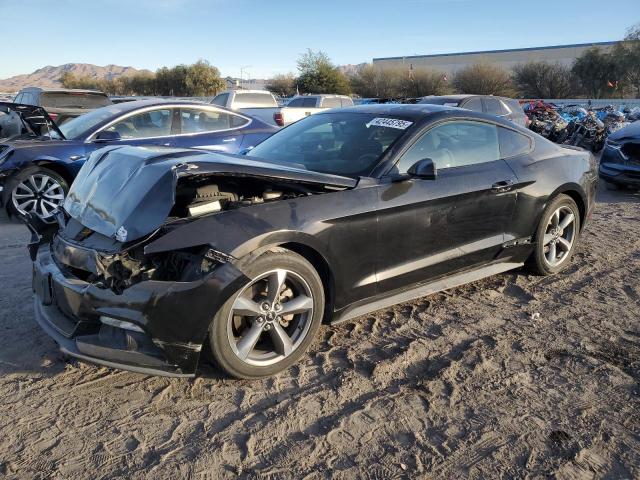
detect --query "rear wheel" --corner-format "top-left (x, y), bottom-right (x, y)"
top-left (8, 167), bottom-right (68, 219)
top-left (528, 194), bottom-right (581, 276)
top-left (209, 250), bottom-right (325, 379)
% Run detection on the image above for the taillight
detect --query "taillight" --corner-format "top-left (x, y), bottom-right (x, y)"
top-left (273, 112), bottom-right (284, 127)
top-left (48, 112), bottom-right (59, 122)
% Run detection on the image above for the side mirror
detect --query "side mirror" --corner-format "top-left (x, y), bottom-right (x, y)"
top-left (407, 158), bottom-right (437, 180)
top-left (93, 130), bottom-right (121, 143)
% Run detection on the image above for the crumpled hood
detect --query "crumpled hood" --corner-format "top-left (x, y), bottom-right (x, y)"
top-left (609, 120), bottom-right (640, 142)
top-left (64, 145), bottom-right (357, 243)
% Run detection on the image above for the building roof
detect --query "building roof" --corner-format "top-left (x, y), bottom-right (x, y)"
top-left (373, 41), bottom-right (617, 62)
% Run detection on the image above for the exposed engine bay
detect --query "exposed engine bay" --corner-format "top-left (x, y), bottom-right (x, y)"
top-left (49, 174), bottom-right (330, 294)
top-left (169, 175), bottom-right (313, 219)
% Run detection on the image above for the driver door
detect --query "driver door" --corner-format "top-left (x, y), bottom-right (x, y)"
top-left (374, 120), bottom-right (518, 293)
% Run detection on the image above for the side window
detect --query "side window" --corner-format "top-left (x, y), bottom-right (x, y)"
top-left (463, 97), bottom-right (483, 112)
top-left (507, 99), bottom-right (524, 114)
top-left (484, 98), bottom-right (507, 116)
top-left (396, 121), bottom-right (500, 173)
top-left (13, 93), bottom-right (23, 104)
top-left (340, 97), bottom-right (354, 107)
top-left (321, 97), bottom-right (342, 108)
top-left (286, 97), bottom-right (305, 107)
top-left (302, 97), bottom-right (317, 107)
top-left (105, 109), bottom-right (172, 139)
top-left (20, 93), bottom-right (34, 105)
top-left (211, 93), bottom-right (229, 107)
top-left (498, 127), bottom-right (532, 157)
top-left (180, 108), bottom-right (248, 134)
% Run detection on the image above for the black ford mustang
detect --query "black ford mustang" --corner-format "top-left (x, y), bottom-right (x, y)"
top-left (29, 104), bottom-right (598, 379)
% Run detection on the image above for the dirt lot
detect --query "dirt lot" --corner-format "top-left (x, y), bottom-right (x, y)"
top-left (0, 185), bottom-right (639, 479)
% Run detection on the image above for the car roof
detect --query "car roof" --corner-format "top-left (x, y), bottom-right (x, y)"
top-left (20, 87), bottom-right (107, 95)
top-left (292, 94), bottom-right (350, 98)
top-left (331, 103), bottom-right (457, 119)
top-left (231, 90), bottom-right (274, 94)
top-left (422, 94), bottom-right (477, 102)
top-left (421, 94), bottom-right (517, 102)
top-left (98, 98), bottom-right (213, 113)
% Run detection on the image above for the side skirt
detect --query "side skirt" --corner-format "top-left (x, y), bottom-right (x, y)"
top-left (331, 261), bottom-right (523, 325)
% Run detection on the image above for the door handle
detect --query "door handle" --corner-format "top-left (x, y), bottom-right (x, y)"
top-left (491, 180), bottom-right (515, 193)
top-left (222, 137), bottom-right (236, 143)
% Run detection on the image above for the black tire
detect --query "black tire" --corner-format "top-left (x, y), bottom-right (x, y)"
top-left (528, 194), bottom-right (581, 276)
top-left (6, 166), bottom-right (69, 220)
top-left (209, 249), bottom-right (325, 379)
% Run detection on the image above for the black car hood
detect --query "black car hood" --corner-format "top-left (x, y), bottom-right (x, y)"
top-left (0, 102), bottom-right (65, 139)
top-left (64, 146), bottom-right (357, 242)
top-left (609, 120), bottom-right (640, 142)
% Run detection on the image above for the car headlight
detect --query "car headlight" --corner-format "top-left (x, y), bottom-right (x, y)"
top-left (605, 139), bottom-right (628, 159)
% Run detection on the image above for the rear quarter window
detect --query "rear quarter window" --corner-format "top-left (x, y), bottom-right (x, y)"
top-left (484, 98), bottom-right (508, 115)
top-left (462, 97), bottom-right (483, 112)
top-left (498, 127), bottom-right (532, 157)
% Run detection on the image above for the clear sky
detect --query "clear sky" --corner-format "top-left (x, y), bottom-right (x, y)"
top-left (0, 0), bottom-right (637, 80)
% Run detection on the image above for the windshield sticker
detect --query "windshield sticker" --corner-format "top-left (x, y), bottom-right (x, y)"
top-left (366, 117), bottom-right (413, 130)
top-left (444, 102), bottom-right (459, 107)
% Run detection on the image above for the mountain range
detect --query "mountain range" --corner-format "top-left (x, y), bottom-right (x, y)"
top-left (0, 63), bottom-right (151, 92)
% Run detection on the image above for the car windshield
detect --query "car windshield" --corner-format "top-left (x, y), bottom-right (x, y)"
top-left (55, 104), bottom-right (134, 140)
top-left (41, 92), bottom-right (111, 109)
top-left (246, 112), bottom-right (413, 176)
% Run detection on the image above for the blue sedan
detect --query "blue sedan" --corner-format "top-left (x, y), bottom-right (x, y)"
top-left (0, 99), bottom-right (277, 219)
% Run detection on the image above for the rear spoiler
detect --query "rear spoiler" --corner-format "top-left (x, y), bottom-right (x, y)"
top-left (0, 101), bottom-right (65, 139)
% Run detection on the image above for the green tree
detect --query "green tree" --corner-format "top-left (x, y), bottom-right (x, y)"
top-left (611, 23), bottom-right (640, 97)
top-left (266, 73), bottom-right (297, 97)
top-left (401, 68), bottom-right (451, 97)
top-left (513, 62), bottom-right (575, 98)
top-left (296, 49), bottom-right (351, 95)
top-left (185, 60), bottom-right (225, 96)
top-left (349, 65), bottom-right (403, 98)
top-left (453, 63), bottom-right (516, 97)
top-left (572, 47), bottom-right (619, 98)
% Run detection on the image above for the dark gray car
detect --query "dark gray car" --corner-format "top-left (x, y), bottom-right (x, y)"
top-left (419, 95), bottom-right (527, 127)
top-left (0, 88), bottom-right (112, 138)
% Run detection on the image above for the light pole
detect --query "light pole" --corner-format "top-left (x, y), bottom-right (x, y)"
top-left (239, 65), bottom-right (251, 90)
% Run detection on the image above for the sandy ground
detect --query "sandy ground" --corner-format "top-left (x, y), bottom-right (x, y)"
top-left (0, 185), bottom-right (639, 479)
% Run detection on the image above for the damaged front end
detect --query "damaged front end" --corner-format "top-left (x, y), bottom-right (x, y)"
top-left (30, 145), bottom-right (354, 376)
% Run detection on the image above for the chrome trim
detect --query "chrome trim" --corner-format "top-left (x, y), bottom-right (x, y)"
top-left (85, 104), bottom-right (253, 143)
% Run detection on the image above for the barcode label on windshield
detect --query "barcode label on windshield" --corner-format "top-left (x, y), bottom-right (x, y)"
top-left (366, 118), bottom-right (413, 130)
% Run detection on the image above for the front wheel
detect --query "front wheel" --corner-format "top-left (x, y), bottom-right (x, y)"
top-left (8, 167), bottom-right (68, 220)
top-left (528, 194), bottom-right (581, 276)
top-left (209, 249), bottom-right (325, 379)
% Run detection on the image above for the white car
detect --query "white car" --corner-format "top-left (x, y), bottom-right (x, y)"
top-left (273, 94), bottom-right (354, 127)
top-left (211, 90), bottom-right (280, 126)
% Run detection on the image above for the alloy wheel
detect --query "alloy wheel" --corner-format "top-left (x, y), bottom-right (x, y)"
top-left (542, 206), bottom-right (576, 267)
top-left (227, 269), bottom-right (314, 367)
top-left (11, 173), bottom-right (65, 219)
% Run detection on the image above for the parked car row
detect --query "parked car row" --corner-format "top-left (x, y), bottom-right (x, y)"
top-left (0, 88), bottom-right (112, 138)
top-left (211, 90), bottom-right (354, 127)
